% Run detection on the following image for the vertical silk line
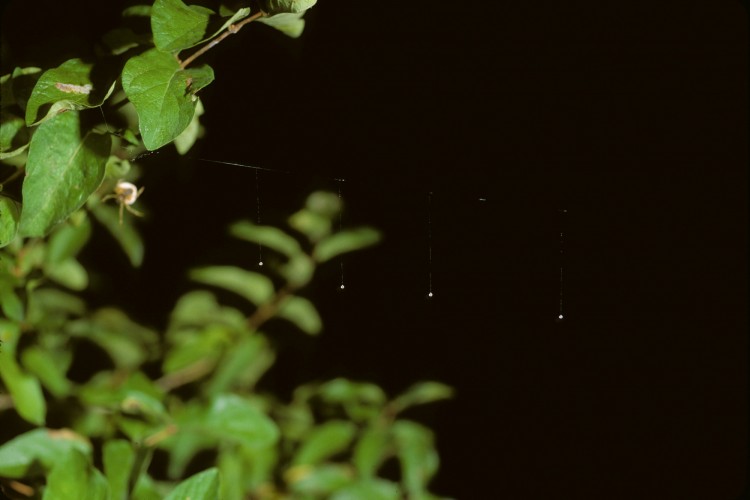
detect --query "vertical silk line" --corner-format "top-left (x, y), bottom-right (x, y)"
top-left (256, 169), bottom-right (263, 266)
top-left (427, 192), bottom-right (433, 298)
top-left (338, 180), bottom-right (345, 290)
top-left (558, 208), bottom-right (567, 320)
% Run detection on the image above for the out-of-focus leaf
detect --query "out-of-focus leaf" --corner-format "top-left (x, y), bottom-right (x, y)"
top-left (262, 0), bottom-right (317, 14)
top-left (25, 58), bottom-right (114, 126)
top-left (26, 287), bottom-right (86, 324)
top-left (392, 382), bottom-right (454, 413)
top-left (0, 281), bottom-right (23, 321)
top-left (330, 479), bottom-right (401, 500)
top-left (0, 428), bottom-right (91, 478)
top-left (391, 420), bottom-right (439, 496)
top-left (89, 202), bottom-right (144, 267)
top-left (314, 227), bottom-right (381, 262)
top-left (286, 463), bottom-right (354, 496)
top-left (120, 390), bottom-right (168, 420)
top-left (164, 468), bottom-right (220, 500)
top-left (168, 290), bottom-right (247, 332)
top-left (21, 346), bottom-right (72, 397)
top-left (229, 220), bottom-right (303, 258)
top-left (162, 324), bottom-right (226, 373)
top-left (318, 378), bottom-right (387, 407)
top-left (0, 196), bottom-right (20, 247)
top-left (0, 112), bottom-right (29, 158)
top-left (131, 474), bottom-right (162, 500)
top-left (122, 49), bottom-right (213, 150)
top-left (45, 257), bottom-right (88, 290)
top-left (292, 420), bottom-right (357, 466)
top-left (190, 265), bottom-right (275, 306)
top-left (0, 354), bottom-right (46, 425)
top-left (203, 394), bottom-right (279, 449)
top-left (277, 295), bottom-right (321, 335)
top-left (44, 214), bottom-right (92, 265)
top-left (102, 28), bottom-right (152, 55)
top-left (280, 254), bottom-right (315, 287)
top-left (152, 0), bottom-right (214, 52)
top-left (123, 5), bottom-right (152, 17)
top-left (103, 440), bottom-right (135, 500)
top-left (173, 97), bottom-right (204, 154)
top-left (353, 426), bottom-right (390, 478)
top-left (258, 12), bottom-right (306, 38)
top-left (289, 209), bottom-right (331, 242)
top-left (19, 111), bottom-right (110, 237)
top-left (43, 447), bottom-right (110, 500)
top-left (205, 334), bottom-right (275, 394)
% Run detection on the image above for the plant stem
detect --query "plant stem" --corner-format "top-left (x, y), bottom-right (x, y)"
top-left (180, 11), bottom-right (266, 69)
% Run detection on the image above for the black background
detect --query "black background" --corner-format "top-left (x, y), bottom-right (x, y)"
top-left (2, 1), bottom-right (748, 498)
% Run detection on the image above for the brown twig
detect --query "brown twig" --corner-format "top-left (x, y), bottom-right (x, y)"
top-left (180, 11), bottom-right (266, 69)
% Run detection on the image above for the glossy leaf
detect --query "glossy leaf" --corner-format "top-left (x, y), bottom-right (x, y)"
top-left (330, 479), bottom-right (401, 500)
top-left (43, 447), bottom-right (110, 500)
top-left (0, 354), bottom-right (46, 425)
top-left (165, 468), bottom-right (220, 500)
top-left (230, 220), bottom-right (303, 258)
top-left (19, 111), bottom-right (110, 237)
top-left (122, 49), bottom-right (214, 150)
top-left (103, 440), bottom-right (136, 500)
top-left (89, 202), bottom-right (145, 267)
top-left (0, 428), bottom-right (91, 478)
top-left (152, 0), bottom-right (214, 52)
top-left (292, 420), bottom-right (357, 466)
top-left (262, 0), bottom-right (317, 14)
top-left (25, 58), bottom-right (113, 126)
top-left (190, 265), bottom-right (275, 306)
top-left (0, 196), bottom-right (20, 247)
top-left (277, 295), bottom-right (322, 335)
top-left (314, 227), bottom-right (381, 262)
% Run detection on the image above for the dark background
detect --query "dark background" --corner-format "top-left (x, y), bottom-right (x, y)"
top-left (2, 1), bottom-right (748, 498)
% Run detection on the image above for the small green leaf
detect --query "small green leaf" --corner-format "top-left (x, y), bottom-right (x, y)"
top-left (277, 295), bottom-right (322, 335)
top-left (353, 426), bottom-right (390, 478)
top-left (43, 448), bottom-right (110, 500)
top-left (258, 13), bottom-right (306, 38)
top-left (262, 0), bottom-right (317, 14)
top-left (286, 463), bottom-right (354, 495)
top-left (152, 0), bottom-right (215, 52)
top-left (19, 111), bottom-right (110, 237)
top-left (392, 382), bottom-right (454, 413)
top-left (0, 196), bottom-right (20, 247)
top-left (203, 394), bottom-right (279, 449)
top-left (168, 290), bottom-right (247, 332)
top-left (0, 428), bottom-right (91, 478)
top-left (314, 227), bottom-right (381, 262)
top-left (229, 220), bottom-right (303, 258)
top-left (0, 354), bottom-right (46, 425)
top-left (25, 58), bottom-right (113, 126)
top-left (205, 335), bottom-right (275, 394)
top-left (330, 479), bottom-right (401, 500)
top-left (121, 390), bottom-right (168, 420)
top-left (103, 440), bottom-right (136, 500)
top-left (0, 113), bottom-right (29, 157)
top-left (173, 97), bottom-right (204, 154)
top-left (391, 420), bottom-right (439, 496)
top-left (289, 209), bottom-right (331, 242)
top-left (122, 49), bottom-right (214, 150)
top-left (292, 420), bottom-right (357, 466)
top-left (89, 202), bottom-right (144, 267)
top-left (190, 265), bottom-right (275, 306)
top-left (45, 214), bottom-right (92, 265)
top-left (0, 282), bottom-right (23, 321)
top-left (45, 257), bottom-right (88, 290)
top-left (280, 253), bottom-right (315, 286)
top-left (21, 346), bottom-right (72, 397)
top-left (165, 468), bottom-right (220, 500)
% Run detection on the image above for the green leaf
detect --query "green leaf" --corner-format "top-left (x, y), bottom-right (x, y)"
top-left (203, 394), bottom-right (279, 449)
top-left (0, 281), bottom-right (23, 321)
top-left (286, 463), bottom-right (354, 496)
top-left (0, 354), bottom-right (46, 425)
top-left (25, 58), bottom-right (114, 126)
top-left (165, 468), bottom-right (220, 500)
top-left (292, 420), bottom-right (357, 466)
top-left (391, 421), bottom-right (439, 496)
top-left (103, 440), bottom-right (136, 500)
top-left (122, 49), bottom-right (214, 150)
top-left (19, 111), bottom-right (110, 237)
top-left (289, 209), bottom-right (331, 242)
top-left (152, 0), bottom-right (215, 52)
top-left (314, 227), bottom-right (381, 262)
top-left (89, 202), bottom-right (145, 267)
top-left (173, 97), bottom-right (204, 154)
top-left (45, 257), bottom-right (88, 290)
top-left (229, 220), bottom-right (303, 258)
top-left (330, 479), bottom-right (401, 500)
top-left (353, 426), bottom-right (390, 478)
top-left (21, 346), bottom-right (73, 397)
top-left (262, 0), bottom-right (317, 14)
top-left (0, 428), bottom-right (91, 478)
top-left (0, 112), bottom-right (29, 157)
top-left (205, 334), bottom-right (275, 394)
top-left (277, 295), bottom-right (322, 335)
top-left (392, 382), bottom-right (454, 413)
top-left (280, 253), bottom-right (315, 287)
top-left (121, 390), bottom-right (168, 420)
top-left (0, 196), bottom-right (20, 247)
top-left (43, 448), bottom-right (110, 500)
top-left (190, 265), bottom-right (275, 306)
top-left (258, 13), bottom-right (306, 38)
top-left (45, 214), bottom-right (92, 265)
